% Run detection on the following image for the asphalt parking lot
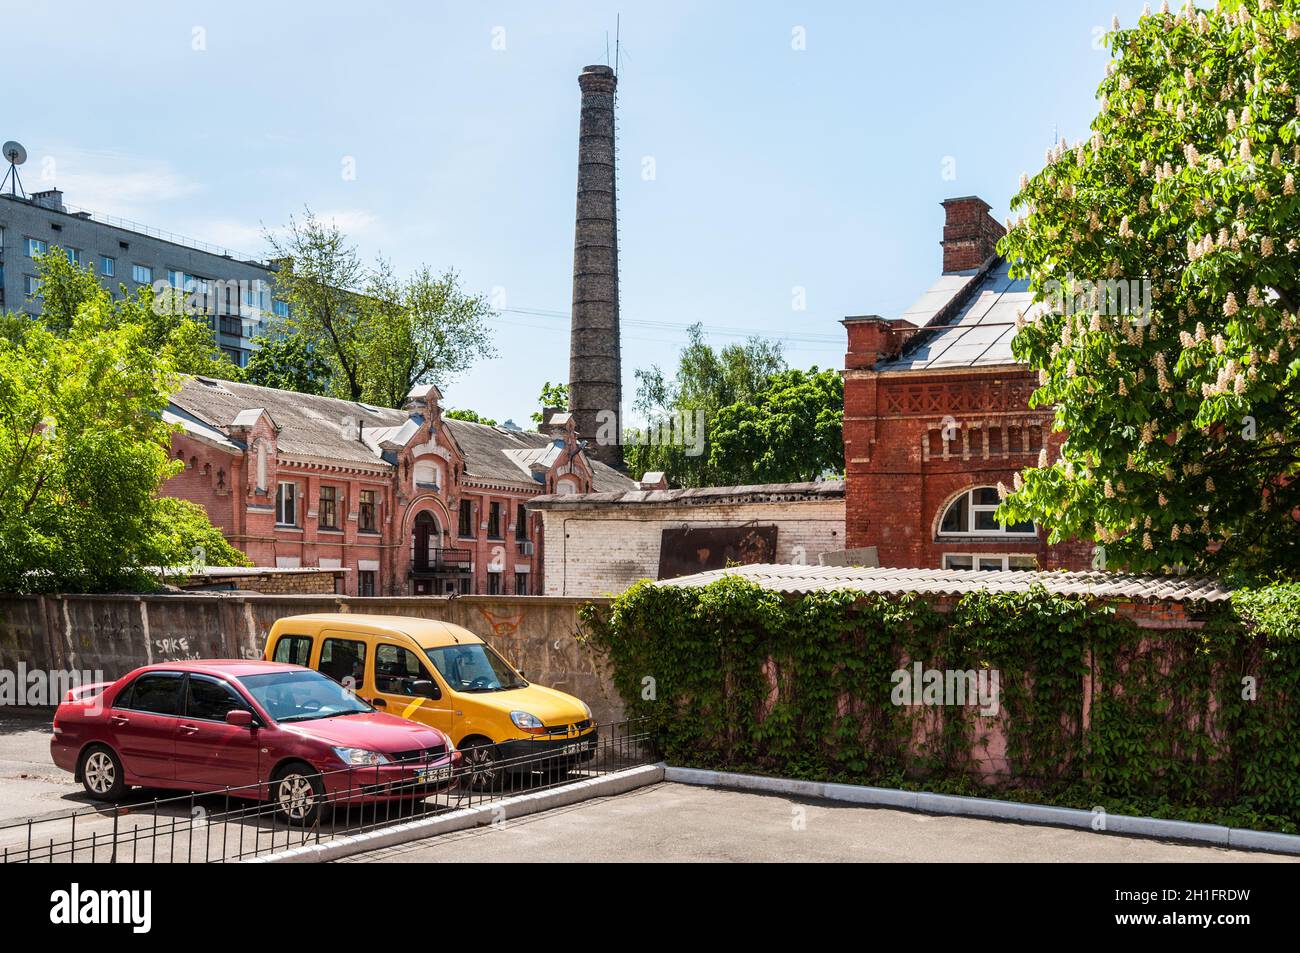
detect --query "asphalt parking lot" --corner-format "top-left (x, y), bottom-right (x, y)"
top-left (3, 709), bottom-right (1297, 863)
top-left (344, 781), bottom-right (1299, 864)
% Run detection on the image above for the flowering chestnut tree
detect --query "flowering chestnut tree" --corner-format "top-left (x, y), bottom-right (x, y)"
top-left (998, 0), bottom-right (1300, 578)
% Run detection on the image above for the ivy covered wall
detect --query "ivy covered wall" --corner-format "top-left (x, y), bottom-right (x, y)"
top-left (581, 577), bottom-right (1300, 833)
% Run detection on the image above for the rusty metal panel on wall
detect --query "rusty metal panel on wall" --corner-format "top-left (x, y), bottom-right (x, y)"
top-left (657, 525), bottom-right (778, 580)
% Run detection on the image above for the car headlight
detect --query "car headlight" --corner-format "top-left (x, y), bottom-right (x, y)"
top-left (579, 701), bottom-right (592, 721)
top-left (332, 746), bottom-right (391, 766)
top-left (510, 711), bottom-right (546, 734)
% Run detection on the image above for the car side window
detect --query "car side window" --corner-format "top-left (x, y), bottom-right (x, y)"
top-left (185, 675), bottom-right (249, 722)
top-left (375, 644), bottom-right (435, 697)
top-left (272, 634), bottom-right (313, 667)
top-left (119, 673), bottom-right (183, 716)
top-left (319, 637), bottom-right (367, 691)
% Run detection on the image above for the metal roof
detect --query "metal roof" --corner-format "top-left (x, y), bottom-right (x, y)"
top-left (879, 259), bottom-right (1040, 372)
top-left (656, 564), bottom-right (1231, 603)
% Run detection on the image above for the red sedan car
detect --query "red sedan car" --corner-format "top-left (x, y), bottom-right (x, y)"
top-left (50, 660), bottom-right (458, 824)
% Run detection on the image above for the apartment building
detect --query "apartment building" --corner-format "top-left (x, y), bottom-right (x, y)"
top-left (0, 189), bottom-right (283, 365)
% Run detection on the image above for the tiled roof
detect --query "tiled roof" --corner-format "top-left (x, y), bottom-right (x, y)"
top-left (168, 376), bottom-right (634, 492)
top-left (656, 563), bottom-right (1231, 603)
top-left (879, 259), bottom-right (1039, 372)
top-left (528, 479), bottom-right (845, 510)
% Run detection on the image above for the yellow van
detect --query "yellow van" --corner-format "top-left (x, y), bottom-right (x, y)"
top-left (263, 614), bottom-right (596, 789)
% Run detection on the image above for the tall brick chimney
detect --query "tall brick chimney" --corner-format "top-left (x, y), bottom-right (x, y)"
top-left (568, 64), bottom-right (623, 468)
top-left (940, 196), bottom-right (1005, 273)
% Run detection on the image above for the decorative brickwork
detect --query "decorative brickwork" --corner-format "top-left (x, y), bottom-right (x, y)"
top-left (842, 196), bottom-right (1092, 572)
top-left (162, 378), bottom-right (633, 597)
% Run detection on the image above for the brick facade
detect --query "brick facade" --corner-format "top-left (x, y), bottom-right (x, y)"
top-left (841, 197), bottom-right (1092, 572)
top-left (163, 379), bottom-right (632, 597)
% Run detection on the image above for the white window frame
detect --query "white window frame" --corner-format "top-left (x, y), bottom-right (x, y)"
top-left (942, 553), bottom-right (1038, 572)
top-left (26, 238), bottom-right (47, 258)
top-left (276, 481), bottom-right (298, 526)
top-left (937, 486), bottom-right (1037, 538)
top-left (132, 264), bottom-right (153, 284)
top-left (100, 255), bottom-right (115, 277)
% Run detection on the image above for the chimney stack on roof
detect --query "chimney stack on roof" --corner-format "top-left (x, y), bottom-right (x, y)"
top-left (940, 196), bottom-right (1005, 273)
top-left (637, 471), bottom-right (668, 491)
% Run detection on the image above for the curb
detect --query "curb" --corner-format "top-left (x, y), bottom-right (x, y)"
top-left (664, 766), bottom-right (1300, 856)
top-left (249, 763), bottom-right (666, 863)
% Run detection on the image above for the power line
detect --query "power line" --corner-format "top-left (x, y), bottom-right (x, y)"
top-left (492, 312), bottom-right (841, 353)
top-left (496, 307), bottom-right (844, 346)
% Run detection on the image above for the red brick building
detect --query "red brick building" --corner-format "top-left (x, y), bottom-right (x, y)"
top-left (163, 378), bottom-right (633, 596)
top-left (842, 195), bottom-right (1091, 571)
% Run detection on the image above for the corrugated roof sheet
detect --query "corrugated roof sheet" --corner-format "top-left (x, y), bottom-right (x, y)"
top-left (656, 563), bottom-right (1231, 602)
top-left (879, 259), bottom-right (1041, 372)
top-left (528, 479), bottom-right (845, 510)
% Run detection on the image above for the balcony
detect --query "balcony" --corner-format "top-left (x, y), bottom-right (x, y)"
top-left (410, 547), bottom-right (472, 576)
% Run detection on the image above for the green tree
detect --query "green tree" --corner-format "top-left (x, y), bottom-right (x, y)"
top-left (998, 0), bottom-right (1300, 578)
top-left (709, 367), bottom-right (843, 484)
top-left (31, 249), bottom-right (243, 380)
top-left (625, 324), bottom-right (786, 486)
top-left (266, 210), bottom-right (367, 399)
top-left (0, 302), bottom-right (248, 594)
top-left (445, 408), bottom-right (497, 426)
top-left (355, 260), bottom-right (495, 408)
top-left (267, 210), bottom-right (495, 407)
top-left (530, 381), bottom-right (569, 425)
top-left (244, 327), bottom-right (332, 395)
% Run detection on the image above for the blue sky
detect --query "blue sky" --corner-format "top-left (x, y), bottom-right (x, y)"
top-left (11, 0), bottom-right (1136, 425)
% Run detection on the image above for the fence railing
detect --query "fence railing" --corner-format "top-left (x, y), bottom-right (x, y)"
top-left (0, 719), bottom-right (653, 863)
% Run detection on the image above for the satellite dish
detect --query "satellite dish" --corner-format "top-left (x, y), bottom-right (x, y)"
top-left (2, 141), bottom-right (26, 166)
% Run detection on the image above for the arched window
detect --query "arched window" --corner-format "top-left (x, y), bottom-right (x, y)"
top-left (938, 487), bottom-right (1036, 537)
top-left (555, 477), bottom-right (578, 495)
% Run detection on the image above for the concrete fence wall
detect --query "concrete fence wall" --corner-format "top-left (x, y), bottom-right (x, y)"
top-left (0, 593), bottom-right (623, 725)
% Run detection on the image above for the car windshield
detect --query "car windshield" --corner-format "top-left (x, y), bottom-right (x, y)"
top-left (424, 643), bottom-right (528, 693)
top-left (239, 670), bottom-right (373, 723)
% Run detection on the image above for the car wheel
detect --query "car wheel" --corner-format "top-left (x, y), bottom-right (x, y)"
top-left (460, 739), bottom-right (502, 792)
top-left (80, 745), bottom-right (127, 802)
top-left (271, 762), bottom-right (327, 825)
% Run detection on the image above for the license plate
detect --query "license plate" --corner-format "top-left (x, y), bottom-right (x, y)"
top-left (561, 741), bottom-right (590, 755)
top-left (417, 765), bottom-right (451, 783)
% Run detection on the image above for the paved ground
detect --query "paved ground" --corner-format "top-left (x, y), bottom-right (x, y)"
top-left (344, 782), bottom-right (1299, 863)
top-left (0, 709), bottom-right (77, 823)
top-left (3, 709), bottom-right (1297, 863)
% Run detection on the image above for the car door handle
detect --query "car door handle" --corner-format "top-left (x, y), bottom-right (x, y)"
top-left (179, 724), bottom-right (200, 734)
top-left (109, 715), bottom-right (129, 726)
top-left (371, 699), bottom-right (387, 707)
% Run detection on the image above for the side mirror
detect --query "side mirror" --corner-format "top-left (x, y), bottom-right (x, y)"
top-left (411, 680), bottom-right (441, 700)
top-left (226, 709), bottom-right (254, 728)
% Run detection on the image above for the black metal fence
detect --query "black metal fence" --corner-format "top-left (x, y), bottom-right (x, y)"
top-left (0, 719), bottom-right (653, 863)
